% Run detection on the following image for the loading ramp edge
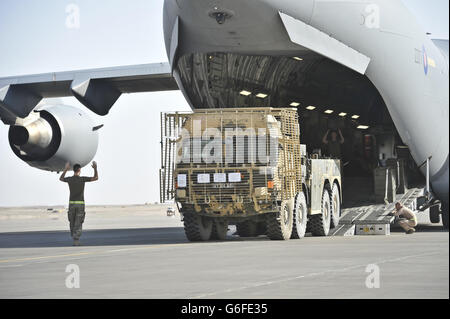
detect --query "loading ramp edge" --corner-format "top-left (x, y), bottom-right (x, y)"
top-left (330, 187), bottom-right (425, 236)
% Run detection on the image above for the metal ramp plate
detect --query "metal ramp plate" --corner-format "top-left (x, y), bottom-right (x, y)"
top-left (329, 224), bottom-right (355, 236)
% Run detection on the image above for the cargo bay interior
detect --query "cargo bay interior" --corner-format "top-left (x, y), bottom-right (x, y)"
top-left (176, 52), bottom-right (425, 207)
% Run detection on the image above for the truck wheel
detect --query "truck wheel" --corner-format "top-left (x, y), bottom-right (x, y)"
top-left (256, 222), bottom-right (267, 236)
top-left (309, 188), bottom-right (332, 236)
top-left (330, 183), bottom-right (341, 228)
top-left (183, 213), bottom-right (213, 242)
top-left (211, 219), bottom-right (228, 240)
top-left (429, 205), bottom-right (441, 224)
top-left (236, 220), bottom-right (258, 237)
top-left (291, 192), bottom-right (308, 239)
top-left (442, 203), bottom-right (449, 230)
top-left (267, 199), bottom-right (294, 240)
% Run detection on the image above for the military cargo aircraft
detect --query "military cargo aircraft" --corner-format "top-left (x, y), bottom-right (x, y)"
top-left (0, 0), bottom-right (448, 227)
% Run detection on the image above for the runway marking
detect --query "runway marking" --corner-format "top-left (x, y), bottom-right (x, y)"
top-left (190, 251), bottom-right (441, 298)
top-left (0, 264), bottom-right (24, 268)
top-left (0, 235), bottom-right (443, 267)
top-left (0, 252), bottom-right (95, 264)
top-left (0, 235), bottom-right (426, 265)
top-left (0, 241), bottom-right (235, 265)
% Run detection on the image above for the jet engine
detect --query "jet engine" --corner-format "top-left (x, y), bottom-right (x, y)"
top-left (8, 105), bottom-right (99, 172)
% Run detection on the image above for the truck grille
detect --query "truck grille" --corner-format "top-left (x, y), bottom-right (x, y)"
top-left (176, 168), bottom-right (272, 204)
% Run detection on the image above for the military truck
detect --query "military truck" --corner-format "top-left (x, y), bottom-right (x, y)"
top-left (160, 108), bottom-right (341, 241)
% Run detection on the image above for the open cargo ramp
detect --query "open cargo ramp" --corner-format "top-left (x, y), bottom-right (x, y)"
top-left (330, 188), bottom-right (425, 236)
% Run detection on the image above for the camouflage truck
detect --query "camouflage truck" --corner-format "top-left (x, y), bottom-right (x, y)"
top-left (160, 108), bottom-right (341, 241)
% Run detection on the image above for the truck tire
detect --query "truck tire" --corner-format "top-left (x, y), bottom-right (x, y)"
top-left (183, 213), bottom-right (213, 242)
top-left (211, 219), bottom-right (229, 240)
top-left (236, 220), bottom-right (258, 237)
top-left (442, 203), bottom-right (449, 230)
top-left (309, 188), bottom-right (332, 236)
top-left (256, 222), bottom-right (267, 236)
top-left (267, 199), bottom-right (294, 240)
top-left (330, 183), bottom-right (341, 228)
top-left (291, 192), bottom-right (308, 239)
top-left (429, 205), bottom-right (441, 224)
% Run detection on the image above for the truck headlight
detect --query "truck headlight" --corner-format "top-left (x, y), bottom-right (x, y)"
top-left (177, 189), bottom-right (186, 198)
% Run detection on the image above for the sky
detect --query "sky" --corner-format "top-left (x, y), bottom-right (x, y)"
top-left (0, 0), bottom-right (448, 207)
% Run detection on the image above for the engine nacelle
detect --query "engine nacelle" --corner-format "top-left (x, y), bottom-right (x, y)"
top-left (8, 105), bottom-right (99, 172)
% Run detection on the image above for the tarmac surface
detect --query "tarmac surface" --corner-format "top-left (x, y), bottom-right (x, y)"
top-left (0, 205), bottom-right (448, 299)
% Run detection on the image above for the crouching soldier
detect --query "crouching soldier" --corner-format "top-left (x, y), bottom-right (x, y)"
top-left (391, 202), bottom-right (418, 234)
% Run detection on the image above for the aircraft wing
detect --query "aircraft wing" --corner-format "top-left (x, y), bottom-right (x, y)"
top-left (0, 62), bottom-right (178, 124)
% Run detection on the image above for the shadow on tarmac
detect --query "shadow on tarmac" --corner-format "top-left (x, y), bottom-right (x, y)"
top-left (0, 227), bottom-right (270, 248)
top-left (0, 227), bottom-right (191, 248)
top-left (390, 224), bottom-right (448, 233)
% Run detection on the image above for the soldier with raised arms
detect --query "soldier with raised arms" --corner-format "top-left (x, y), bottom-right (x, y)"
top-left (60, 161), bottom-right (99, 246)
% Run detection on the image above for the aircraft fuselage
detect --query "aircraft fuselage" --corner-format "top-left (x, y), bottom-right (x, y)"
top-left (163, 0), bottom-right (449, 207)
